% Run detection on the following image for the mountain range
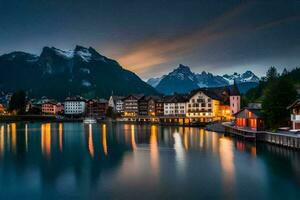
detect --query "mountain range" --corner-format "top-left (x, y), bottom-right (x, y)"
top-left (0, 46), bottom-right (157, 100)
top-left (147, 64), bottom-right (260, 94)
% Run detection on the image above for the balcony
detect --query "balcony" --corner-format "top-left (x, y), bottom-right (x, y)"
top-left (291, 114), bottom-right (300, 121)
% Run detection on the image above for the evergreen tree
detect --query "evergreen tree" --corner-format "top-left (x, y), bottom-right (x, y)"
top-left (8, 90), bottom-right (26, 115)
top-left (282, 68), bottom-right (288, 76)
top-left (262, 77), bottom-right (297, 129)
top-left (266, 66), bottom-right (279, 82)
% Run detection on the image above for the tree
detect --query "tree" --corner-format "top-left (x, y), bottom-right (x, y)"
top-left (8, 90), bottom-right (26, 115)
top-left (282, 68), bottom-right (288, 76)
top-left (266, 66), bottom-right (279, 82)
top-left (106, 106), bottom-right (115, 119)
top-left (262, 77), bottom-right (297, 129)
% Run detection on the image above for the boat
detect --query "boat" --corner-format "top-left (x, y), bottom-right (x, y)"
top-left (83, 117), bottom-right (97, 124)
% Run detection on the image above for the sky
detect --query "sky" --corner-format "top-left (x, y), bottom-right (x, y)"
top-left (0, 0), bottom-right (300, 79)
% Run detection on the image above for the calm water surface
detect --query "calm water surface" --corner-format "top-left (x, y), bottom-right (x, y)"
top-left (0, 122), bottom-right (299, 199)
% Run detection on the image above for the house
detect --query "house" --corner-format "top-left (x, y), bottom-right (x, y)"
top-left (123, 94), bottom-right (144, 117)
top-left (108, 96), bottom-right (124, 113)
top-left (137, 96), bottom-right (162, 116)
top-left (163, 94), bottom-right (188, 116)
top-left (148, 96), bottom-right (163, 116)
top-left (42, 101), bottom-right (64, 115)
top-left (234, 107), bottom-right (264, 131)
top-left (287, 99), bottom-right (300, 130)
top-left (64, 96), bottom-right (86, 116)
top-left (98, 98), bottom-right (108, 117)
top-left (0, 104), bottom-right (5, 114)
top-left (42, 101), bottom-right (56, 115)
top-left (56, 103), bottom-right (64, 114)
top-left (186, 85), bottom-right (240, 121)
top-left (138, 96), bottom-right (148, 116)
top-left (186, 90), bottom-right (215, 121)
top-left (154, 97), bottom-right (164, 116)
top-left (86, 99), bottom-right (108, 117)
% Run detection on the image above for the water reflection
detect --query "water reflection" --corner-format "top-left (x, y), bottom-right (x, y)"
top-left (41, 123), bottom-right (51, 158)
top-left (88, 124), bottom-right (94, 158)
top-left (219, 137), bottom-right (235, 198)
top-left (59, 123), bottom-right (63, 152)
top-left (0, 125), bottom-right (4, 157)
top-left (150, 125), bottom-right (159, 175)
top-left (0, 122), bottom-right (299, 199)
top-left (102, 124), bottom-right (108, 156)
top-left (173, 132), bottom-right (186, 175)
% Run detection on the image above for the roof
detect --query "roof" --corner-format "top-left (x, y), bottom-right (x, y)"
top-left (65, 96), bottom-right (86, 102)
top-left (234, 107), bottom-right (264, 118)
top-left (110, 95), bottom-right (125, 101)
top-left (163, 94), bottom-right (189, 103)
top-left (287, 99), bottom-right (300, 110)
top-left (189, 84), bottom-right (240, 105)
top-left (123, 94), bottom-right (144, 101)
top-left (42, 101), bottom-right (57, 105)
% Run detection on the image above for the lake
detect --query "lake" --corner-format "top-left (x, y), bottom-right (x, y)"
top-left (0, 122), bottom-right (299, 199)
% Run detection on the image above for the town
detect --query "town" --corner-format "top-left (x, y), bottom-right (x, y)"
top-left (1, 82), bottom-right (299, 134)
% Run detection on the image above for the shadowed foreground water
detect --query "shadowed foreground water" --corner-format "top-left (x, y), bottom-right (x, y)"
top-left (0, 122), bottom-right (300, 199)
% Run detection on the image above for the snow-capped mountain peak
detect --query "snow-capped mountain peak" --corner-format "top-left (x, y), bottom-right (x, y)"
top-left (169, 64), bottom-right (195, 81)
top-left (146, 64), bottom-right (260, 94)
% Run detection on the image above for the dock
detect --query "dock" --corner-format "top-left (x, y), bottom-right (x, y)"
top-left (223, 122), bottom-right (300, 149)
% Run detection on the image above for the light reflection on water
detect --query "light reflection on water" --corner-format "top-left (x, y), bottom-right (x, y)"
top-left (0, 122), bottom-right (299, 199)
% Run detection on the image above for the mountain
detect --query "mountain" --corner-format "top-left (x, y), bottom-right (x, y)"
top-left (156, 64), bottom-right (199, 94)
top-left (147, 64), bottom-right (260, 94)
top-left (146, 75), bottom-right (166, 88)
top-left (223, 71), bottom-right (260, 84)
top-left (0, 45), bottom-right (158, 100)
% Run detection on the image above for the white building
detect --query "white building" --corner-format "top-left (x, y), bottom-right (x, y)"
top-left (186, 90), bottom-right (213, 118)
top-left (64, 97), bottom-right (86, 115)
top-left (108, 96), bottom-right (124, 113)
top-left (163, 95), bottom-right (187, 116)
top-left (288, 99), bottom-right (300, 130)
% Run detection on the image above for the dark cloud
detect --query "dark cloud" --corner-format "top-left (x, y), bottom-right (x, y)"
top-left (0, 0), bottom-right (299, 79)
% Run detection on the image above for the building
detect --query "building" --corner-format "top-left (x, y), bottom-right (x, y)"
top-left (42, 102), bottom-right (56, 115)
top-left (86, 99), bottom-right (108, 118)
top-left (186, 85), bottom-right (239, 122)
top-left (163, 94), bottom-right (188, 116)
top-left (0, 104), bottom-right (5, 114)
top-left (108, 96), bottom-right (124, 113)
top-left (86, 99), bottom-right (100, 117)
top-left (138, 96), bottom-right (148, 116)
top-left (42, 102), bottom-right (64, 115)
top-left (123, 95), bottom-right (144, 117)
top-left (287, 99), bottom-right (300, 130)
top-left (64, 96), bottom-right (86, 116)
top-left (234, 107), bottom-right (264, 131)
top-left (148, 96), bottom-right (163, 116)
top-left (228, 83), bottom-right (241, 114)
top-left (98, 98), bottom-right (108, 117)
top-left (186, 90), bottom-right (214, 121)
top-left (154, 97), bottom-right (164, 116)
top-left (56, 103), bottom-right (64, 114)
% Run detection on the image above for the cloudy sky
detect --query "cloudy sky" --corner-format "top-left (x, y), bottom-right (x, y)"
top-left (0, 0), bottom-right (300, 79)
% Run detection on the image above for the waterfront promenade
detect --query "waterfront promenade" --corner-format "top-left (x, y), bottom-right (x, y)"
top-left (223, 122), bottom-right (300, 149)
